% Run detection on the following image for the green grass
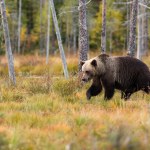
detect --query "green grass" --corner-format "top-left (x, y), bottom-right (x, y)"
top-left (0, 55), bottom-right (149, 149)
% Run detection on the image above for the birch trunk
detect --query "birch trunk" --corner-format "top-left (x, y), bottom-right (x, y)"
top-left (109, 31), bottom-right (112, 54)
top-left (101, 0), bottom-right (106, 54)
top-left (127, 0), bottom-right (138, 57)
top-left (142, 7), bottom-right (148, 55)
top-left (79, 0), bottom-right (88, 71)
top-left (17, 0), bottom-right (22, 54)
top-left (0, 0), bottom-right (16, 85)
top-left (137, 5), bottom-right (142, 59)
top-left (73, 25), bottom-right (77, 54)
top-left (49, 0), bottom-right (69, 78)
top-left (40, 0), bottom-right (43, 55)
top-left (126, 0), bottom-right (130, 51)
top-left (46, 0), bottom-right (50, 64)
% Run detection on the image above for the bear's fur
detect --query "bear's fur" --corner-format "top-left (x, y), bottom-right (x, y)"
top-left (81, 54), bottom-right (150, 100)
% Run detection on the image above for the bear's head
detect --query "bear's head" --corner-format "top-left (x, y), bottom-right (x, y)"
top-left (81, 57), bottom-right (105, 82)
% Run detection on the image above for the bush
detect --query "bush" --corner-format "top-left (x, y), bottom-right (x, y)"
top-left (53, 78), bottom-right (81, 97)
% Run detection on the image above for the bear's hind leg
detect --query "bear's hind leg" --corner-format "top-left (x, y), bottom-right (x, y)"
top-left (142, 86), bottom-right (150, 94)
top-left (101, 75), bottom-right (115, 100)
top-left (104, 85), bottom-right (115, 100)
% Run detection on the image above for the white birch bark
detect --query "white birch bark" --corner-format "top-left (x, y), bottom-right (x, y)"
top-left (79, 0), bottom-right (88, 71)
top-left (40, 0), bottom-right (43, 54)
top-left (142, 6), bottom-right (148, 55)
top-left (137, 5), bottom-right (142, 59)
top-left (109, 31), bottom-right (112, 54)
top-left (49, 0), bottom-right (69, 78)
top-left (101, 0), bottom-right (106, 54)
top-left (127, 0), bottom-right (138, 57)
top-left (46, 0), bottom-right (50, 64)
top-left (18, 0), bottom-right (22, 54)
top-left (0, 0), bottom-right (16, 85)
top-left (73, 25), bottom-right (77, 53)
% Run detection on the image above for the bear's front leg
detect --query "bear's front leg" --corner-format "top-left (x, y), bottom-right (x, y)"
top-left (86, 77), bottom-right (102, 100)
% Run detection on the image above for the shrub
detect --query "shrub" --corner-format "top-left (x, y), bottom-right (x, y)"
top-left (52, 78), bottom-right (81, 97)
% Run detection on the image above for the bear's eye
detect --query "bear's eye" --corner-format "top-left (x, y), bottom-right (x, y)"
top-left (85, 71), bottom-right (90, 74)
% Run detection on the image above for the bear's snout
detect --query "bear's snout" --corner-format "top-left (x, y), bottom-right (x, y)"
top-left (82, 78), bottom-right (88, 82)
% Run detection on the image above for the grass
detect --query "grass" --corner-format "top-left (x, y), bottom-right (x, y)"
top-left (0, 54), bottom-right (149, 149)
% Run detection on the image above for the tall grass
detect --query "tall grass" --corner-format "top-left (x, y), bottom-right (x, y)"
top-left (0, 54), bottom-right (149, 149)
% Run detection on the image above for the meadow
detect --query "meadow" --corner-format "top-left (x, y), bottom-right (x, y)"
top-left (0, 54), bottom-right (149, 150)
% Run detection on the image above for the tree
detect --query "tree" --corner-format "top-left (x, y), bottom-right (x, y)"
top-left (40, 0), bottom-right (44, 55)
top-left (78, 0), bottom-right (88, 71)
top-left (101, 0), bottom-right (106, 54)
top-left (127, 0), bottom-right (138, 57)
top-left (17, 0), bottom-right (22, 54)
top-left (46, 0), bottom-right (50, 64)
top-left (90, 0), bottom-right (124, 51)
top-left (49, 0), bottom-right (69, 78)
top-left (137, 4), bottom-right (142, 60)
top-left (142, 4), bottom-right (148, 56)
top-left (0, 0), bottom-right (16, 85)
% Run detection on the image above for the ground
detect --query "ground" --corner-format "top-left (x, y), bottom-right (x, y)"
top-left (0, 54), bottom-right (149, 150)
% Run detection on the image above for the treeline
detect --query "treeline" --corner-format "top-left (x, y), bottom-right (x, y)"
top-left (0, 0), bottom-right (150, 55)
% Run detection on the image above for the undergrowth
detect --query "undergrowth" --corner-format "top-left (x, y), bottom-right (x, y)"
top-left (0, 55), bottom-right (149, 150)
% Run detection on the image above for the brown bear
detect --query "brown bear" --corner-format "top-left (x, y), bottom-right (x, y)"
top-left (81, 54), bottom-right (150, 100)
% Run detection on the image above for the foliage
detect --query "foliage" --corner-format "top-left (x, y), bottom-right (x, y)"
top-left (90, 0), bottom-right (125, 51)
top-left (1, 0), bottom-right (146, 54)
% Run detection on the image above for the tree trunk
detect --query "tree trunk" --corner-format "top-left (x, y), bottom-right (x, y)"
top-left (0, 0), bottom-right (16, 85)
top-left (126, 0), bottom-right (130, 51)
top-left (40, 0), bottom-right (43, 55)
top-left (101, 0), bottom-right (106, 54)
top-left (17, 0), bottom-right (22, 54)
top-left (78, 0), bottom-right (88, 71)
top-left (137, 4), bottom-right (142, 60)
top-left (73, 24), bottom-right (77, 54)
top-left (109, 31), bottom-right (112, 54)
top-left (142, 6), bottom-right (148, 56)
top-left (127, 0), bottom-right (138, 57)
top-left (49, 0), bottom-right (69, 78)
top-left (46, 0), bottom-right (50, 64)
top-left (51, 21), bottom-right (55, 53)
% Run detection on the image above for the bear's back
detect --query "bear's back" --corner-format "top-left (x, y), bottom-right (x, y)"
top-left (115, 56), bottom-right (149, 73)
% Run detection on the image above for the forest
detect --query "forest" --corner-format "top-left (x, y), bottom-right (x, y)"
top-left (0, 0), bottom-right (150, 149)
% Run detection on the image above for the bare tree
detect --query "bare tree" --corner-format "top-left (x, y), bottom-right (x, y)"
top-left (46, 0), bottom-right (50, 64)
top-left (78, 0), bottom-right (88, 71)
top-left (101, 0), bottom-right (106, 54)
top-left (0, 0), bottom-right (16, 85)
top-left (73, 21), bottom-right (77, 53)
top-left (18, 0), bottom-right (22, 54)
top-left (49, 0), bottom-right (69, 78)
top-left (137, 4), bottom-right (142, 59)
top-left (127, 0), bottom-right (138, 57)
top-left (40, 0), bottom-right (44, 55)
top-left (142, 6), bottom-right (148, 55)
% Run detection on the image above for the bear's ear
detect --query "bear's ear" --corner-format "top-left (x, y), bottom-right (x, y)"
top-left (80, 61), bottom-right (85, 67)
top-left (91, 59), bottom-right (97, 67)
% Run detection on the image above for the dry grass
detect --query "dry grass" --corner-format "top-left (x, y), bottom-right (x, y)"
top-left (0, 54), bottom-right (149, 150)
